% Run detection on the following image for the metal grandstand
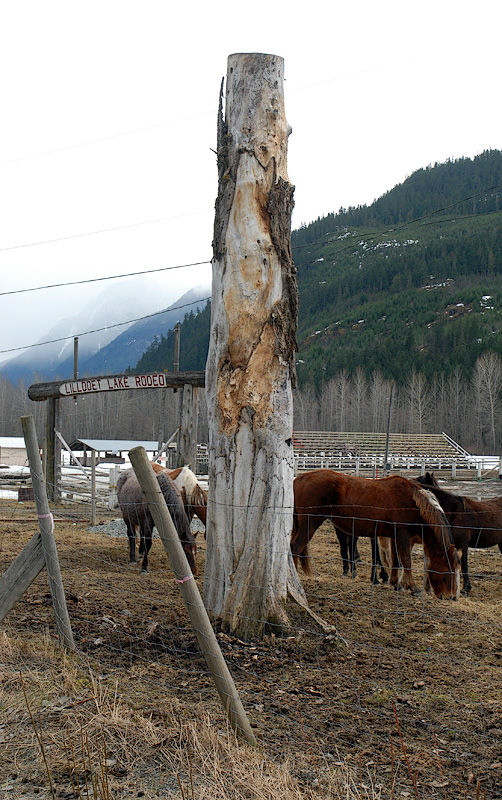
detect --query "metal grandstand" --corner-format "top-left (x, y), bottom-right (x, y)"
top-left (292, 431), bottom-right (475, 473)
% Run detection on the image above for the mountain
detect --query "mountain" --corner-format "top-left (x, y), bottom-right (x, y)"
top-left (129, 150), bottom-right (502, 386)
top-left (80, 284), bottom-right (210, 375)
top-left (0, 278), bottom-right (210, 384)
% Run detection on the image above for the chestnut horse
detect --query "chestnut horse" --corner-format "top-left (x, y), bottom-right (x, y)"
top-left (151, 463), bottom-right (207, 529)
top-left (117, 468), bottom-right (197, 574)
top-left (291, 469), bottom-right (460, 599)
top-left (412, 472), bottom-right (502, 595)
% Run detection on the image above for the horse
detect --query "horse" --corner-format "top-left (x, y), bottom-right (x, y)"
top-left (117, 468), bottom-right (197, 574)
top-left (413, 472), bottom-right (502, 595)
top-left (151, 462), bottom-right (207, 529)
top-left (291, 469), bottom-right (461, 599)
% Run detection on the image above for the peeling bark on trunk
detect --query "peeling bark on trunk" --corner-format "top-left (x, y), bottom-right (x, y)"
top-left (204, 53), bottom-right (307, 638)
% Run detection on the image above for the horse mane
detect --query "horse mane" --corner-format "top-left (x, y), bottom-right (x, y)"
top-left (176, 466), bottom-right (199, 500)
top-left (410, 483), bottom-right (453, 551)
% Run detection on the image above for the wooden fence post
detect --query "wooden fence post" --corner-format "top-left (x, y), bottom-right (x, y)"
top-left (91, 450), bottom-right (97, 525)
top-left (108, 466), bottom-right (120, 509)
top-left (46, 398), bottom-right (62, 503)
top-left (21, 415), bottom-right (74, 650)
top-left (179, 384), bottom-right (199, 468)
top-left (129, 446), bottom-right (256, 746)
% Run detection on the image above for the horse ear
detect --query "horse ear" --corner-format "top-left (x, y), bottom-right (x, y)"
top-left (448, 543), bottom-right (460, 566)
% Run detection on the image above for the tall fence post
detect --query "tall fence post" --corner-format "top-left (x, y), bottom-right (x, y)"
top-left (129, 446), bottom-right (256, 746)
top-left (91, 450), bottom-right (97, 525)
top-left (108, 466), bottom-right (120, 509)
top-left (45, 398), bottom-right (61, 503)
top-left (21, 415), bottom-right (74, 650)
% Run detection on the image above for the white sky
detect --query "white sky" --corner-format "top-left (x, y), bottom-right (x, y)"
top-left (0, 0), bottom-right (500, 359)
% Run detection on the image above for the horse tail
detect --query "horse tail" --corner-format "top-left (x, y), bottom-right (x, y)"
top-left (410, 483), bottom-right (454, 552)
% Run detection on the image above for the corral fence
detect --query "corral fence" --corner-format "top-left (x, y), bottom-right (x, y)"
top-left (2, 438), bottom-right (502, 798)
top-left (3, 431), bottom-right (500, 519)
top-left (0, 422), bottom-right (502, 800)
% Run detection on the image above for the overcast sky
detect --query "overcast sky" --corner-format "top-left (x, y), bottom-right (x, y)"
top-left (1, 0), bottom-right (500, 359)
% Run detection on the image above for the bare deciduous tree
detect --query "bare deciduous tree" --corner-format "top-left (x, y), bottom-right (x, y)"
top-left (472, 352), bottom-right (502, 451)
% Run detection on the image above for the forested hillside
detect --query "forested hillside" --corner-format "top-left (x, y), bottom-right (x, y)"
top-left (4, 151), bottom-right (501, 452)
top-left (133, 150), bottom-right (502, 387)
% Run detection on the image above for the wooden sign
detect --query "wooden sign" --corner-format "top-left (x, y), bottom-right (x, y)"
top-left (59, 372), bottom-right (169, 396)
top-left (28, 370), bottom-right (205, 401)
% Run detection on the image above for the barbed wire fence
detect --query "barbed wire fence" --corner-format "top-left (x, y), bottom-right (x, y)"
top-left (1, 451), bottom-right (502, 798)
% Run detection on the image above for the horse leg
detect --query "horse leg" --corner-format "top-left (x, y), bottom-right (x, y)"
top-left (371, 535), bottom-right (388, 585)
top-left (125, 521), bottom-right (137, 563)
top-left (395, 529), bottom-right (419, 595)
top-left (336, 530), bottom-right (351, 576)
top-left (461, 548), bottom-right (471, 596)
top-left (349, 534), bottom-right (359, 575)
top-left (291, 514), bottom-right (322, 574)
top-left (140, 517), bottom-right (154, 573)
top-left (353, 538), bottom-right (362, 564)
top-left (385, 538), bottom-right (400, 589)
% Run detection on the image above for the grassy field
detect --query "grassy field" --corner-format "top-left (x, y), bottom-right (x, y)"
top-left (1, 477), bottom-right (501, 799)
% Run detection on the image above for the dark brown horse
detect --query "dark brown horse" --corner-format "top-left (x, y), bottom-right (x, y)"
top-left (335, 530), bottom-right (388, 585)
top-left (414, 472), bottom-right (502, 595)
top-left (117, 468), bottom-right (197, 574)
top-left (291, 470), bottom-right (460, 598)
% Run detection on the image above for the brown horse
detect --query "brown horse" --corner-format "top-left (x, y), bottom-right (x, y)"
top-left (117, 468), bottom-right (197, 574)
top-left (151, 463), bottom-right (207, 529)
top-left (291, 470), bottom-right (460, 599)
top-left (413, 472), bottom-right (502, 595)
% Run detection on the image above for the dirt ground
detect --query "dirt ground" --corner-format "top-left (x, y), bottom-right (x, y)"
top-left (1, 474), bottom-right (502, 799)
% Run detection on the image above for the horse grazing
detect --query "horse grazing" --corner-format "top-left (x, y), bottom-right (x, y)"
top-left (291, 469), bottom-right (460, 599)
top-left (414, 472), bottom-right (502, 595)
top-left (117, 468), bottom-right (197, 574)
top-left (151, 463), bottom-right (207, 529)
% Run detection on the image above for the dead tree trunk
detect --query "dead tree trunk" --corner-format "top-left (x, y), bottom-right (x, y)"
top-left (205, 53), bottom-right (308, 638)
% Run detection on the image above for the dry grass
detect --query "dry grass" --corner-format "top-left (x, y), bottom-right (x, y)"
top-left (0, 629), bottom-right (380, 799)
top-left (1, 482), bottom-right (502, 799)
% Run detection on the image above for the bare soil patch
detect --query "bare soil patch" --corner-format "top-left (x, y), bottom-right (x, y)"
top-left (1, 475), bottom-right (502, 799)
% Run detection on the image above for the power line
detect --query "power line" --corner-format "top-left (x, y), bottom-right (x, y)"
top-left (0, 296), bottom-right (211, 356)
top-left (0, 260), bottom-right (211, 297)
top-left (292, 182), bottom-right (502, 258)
top-left (0, 61), bottom-right (403, 169)
top-left (0, 208), bottom-right (212, 254)
top-left (0, 109), bottom-right (216, 167)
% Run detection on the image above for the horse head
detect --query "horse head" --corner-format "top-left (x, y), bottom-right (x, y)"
top-left (413, 485), bottom-right (461, 599)
top-left (415, 472), bottom-right (440, 488)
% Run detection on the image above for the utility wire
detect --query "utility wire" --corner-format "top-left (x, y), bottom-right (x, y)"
top-left (0, 208), bottom-right (211, 254)
top-left (0, 109), bottom-right (216, 167)
top-left (0, 260), bottom-right (211, 297)
top-left (292, 182), bottom-right (502, 258)
top-left (0, 296), bottom-right (211, 356)
top-left (0, 60), bottom-right (403, 168)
